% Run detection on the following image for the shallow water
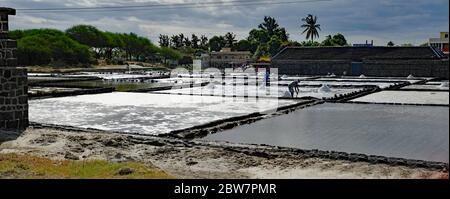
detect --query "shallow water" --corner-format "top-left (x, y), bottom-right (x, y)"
top-left (351, 91), bottom-right (449, 105)
top-left (203, 103), bottom-right (449, 163)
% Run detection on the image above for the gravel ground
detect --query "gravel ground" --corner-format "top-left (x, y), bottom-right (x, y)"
top-left (0, 127), bottom-right (447, 179)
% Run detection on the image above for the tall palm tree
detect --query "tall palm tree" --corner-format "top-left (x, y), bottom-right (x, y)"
top-left (301, 14), bottom-right (321, 42)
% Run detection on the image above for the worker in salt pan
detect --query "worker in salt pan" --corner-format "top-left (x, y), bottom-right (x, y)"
top-left (288, 80), bottom-right (300, 98)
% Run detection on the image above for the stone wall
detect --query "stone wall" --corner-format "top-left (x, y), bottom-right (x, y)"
top-left (362, 59), bottom-right (449, 79)
top-left (273, 59), bottom-right (449, 78)
top-left (1, 7), bottom-right (28, 130)
top-left (273, 60), bottom-right (351, 76)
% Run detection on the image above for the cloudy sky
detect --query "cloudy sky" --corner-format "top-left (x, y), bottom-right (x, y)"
top-left (1, 0), bottom-right (449, 46)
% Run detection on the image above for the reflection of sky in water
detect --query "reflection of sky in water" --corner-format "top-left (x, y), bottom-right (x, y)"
top-left (352, 91), bottom-right (449, 105)
top-left (29, 92), bottom-right (297, 135)
top-left (204, 103), bottom-right (449, 163)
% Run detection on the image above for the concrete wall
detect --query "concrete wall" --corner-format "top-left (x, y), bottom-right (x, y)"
top-left (1, 8), bottom-right (28, 130)
top-left (362, 59), bottom-right (449, 79)
top-left (273, 59), bottom-right (449, 78)
top-left (273, 60), bottom-right (351, 76)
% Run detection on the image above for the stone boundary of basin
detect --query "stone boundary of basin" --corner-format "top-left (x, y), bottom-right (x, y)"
top-left (166, 99), bottom-right (323, 139)
top-left (29, 77), bottom-right (100, 85)
top-left (29, 87), bottom-right (115, 100)
top-left (24, 123), bottom-right (450, 171)
top-left (149, 85), bottom-right (374, 102)
top-left (396, 88), bottom-right (450, 92)
top-left (129, 82), bottom-right (210, 92)
top-left (342, 101), bottom-right (449, 107)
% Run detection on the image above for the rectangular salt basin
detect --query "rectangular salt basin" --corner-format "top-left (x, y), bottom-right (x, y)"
top-left (154, 85), bottom-right (363, 99)
top-left (29, 92), bottom-right (298, 135)
top-left (317, 77), bottom-right (423, 84)
top-left (203, 103), bottom-right (449, 163)
top-left (351, 91), bottom-right (449, 105)
top-left (400, 84), bottom-right (449, 91)
top-left (276, 80), bottom-right (398, 89)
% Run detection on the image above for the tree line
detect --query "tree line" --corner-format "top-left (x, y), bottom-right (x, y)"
top-left (160, 15), bottom-right (349, 60)
top-left (11, 15), bottom-right (355, 67)
top-left (10, 25), bottom-right (182, 67)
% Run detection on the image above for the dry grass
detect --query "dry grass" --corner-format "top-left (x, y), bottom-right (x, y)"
top-left (0, 153), bottom-right (174, 179)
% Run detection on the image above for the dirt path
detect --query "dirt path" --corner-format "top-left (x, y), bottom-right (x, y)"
top-left (0, 127), bottom-right (447, 179)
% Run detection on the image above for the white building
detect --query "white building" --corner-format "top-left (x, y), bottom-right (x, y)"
top-left (429, 32), bottom-right (449, 55)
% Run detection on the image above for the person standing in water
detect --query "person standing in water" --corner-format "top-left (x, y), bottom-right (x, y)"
top-left (288, 80), bottom-right (300, 98)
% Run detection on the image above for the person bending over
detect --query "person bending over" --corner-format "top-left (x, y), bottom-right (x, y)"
top-left (288, 80), bottom-right (300, 98)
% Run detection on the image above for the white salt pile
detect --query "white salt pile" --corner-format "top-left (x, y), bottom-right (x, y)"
top-left (281, 75), bottom-right (288, 79)
top-left (407, 74), bottom-right (415, 79)
top-left (318, 84), bottom-right (332, 93)
top-left (206, 83), bottom-right (217, 89)
top-left (282, 91), bottom-right (292, 98)
top-left (359, 74), bottom-right (366, 78)
top-left (438, 82), bottom-right (449, 88)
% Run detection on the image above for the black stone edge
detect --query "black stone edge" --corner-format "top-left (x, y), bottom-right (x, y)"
top-left (148, 85), bottom-right (376, 101)
top-left (165, 100), bottom-right (323, 139)
top-left (343, 101), bottom-right (450, 107)
top-left (28, 122), bottom-right (449, 171)
top-left (28, 87), bottom-right (115, 100)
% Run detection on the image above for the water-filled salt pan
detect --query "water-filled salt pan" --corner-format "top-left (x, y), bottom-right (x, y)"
top-left (203, 103), bottom-right (449, 163)
top-left (351, 91), bottom-right (449, 105)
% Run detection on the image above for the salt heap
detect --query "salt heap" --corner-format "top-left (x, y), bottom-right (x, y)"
top-left (438, 82), bottom-right (449, 88)
top-left (359, 74), bottom-right (366, 78)
top-left (407, 74), bottom-right (415, 79)
top-left (206, 82), bottom-right (218, 89)
top-left (281, 75), bottom-right (288, 79)
top-left (282, 91), bottom-right (292, 97)
top-left (318, 84), bottom-right (332, 93)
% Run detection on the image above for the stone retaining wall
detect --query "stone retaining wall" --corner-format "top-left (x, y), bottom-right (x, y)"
top-left (1, 7), bottom-right (28, 130)
top-left (273, 59), bottom-right (449, 78)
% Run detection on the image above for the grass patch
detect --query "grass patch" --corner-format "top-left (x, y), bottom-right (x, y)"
top-left (0, 153), bottom-right (174, 179)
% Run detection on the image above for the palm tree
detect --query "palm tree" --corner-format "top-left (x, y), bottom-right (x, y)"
top-left (259, 16), bottom-right (280, 37)
top-left (224, 32), bottom-right (237, 48)
top-left (301, 14), bottom-right (321, 42)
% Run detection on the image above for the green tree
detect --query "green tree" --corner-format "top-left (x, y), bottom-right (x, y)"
top-left (170, 35), bottom-right (181, 48)
top-left (200, 35), bottom-right (209, 50)
top-left (191, 34), bottom-right (200, 49)
top-left (234, 39), bottom-right (252, 51)
top-left (183, 37), bottom-right (192, 47)
top-left (302, 41), bottom-right (320, 46)
top-left (331, 34), bottom-right (347, 46)
top-left (224, 32), bottom-right (237, 48)
top-left (159, 34), bottom-right (170, 47)
top-left (259, 16), bottom-right (280, 37)
top-left (276, 28), bottom-right (289, 42)
top-left (14, 29), bottom-right (93, 66)
top-left (159, 47), bottom-right (182, 65)
top-left (66, 25), bottom-right (108, 58)
top-left (253, 43), bottom-right (269, 59)
top-left (321, 33), bottom-right (348, 46)
top-left (267, 36), bottom-right (282, 55)
top-left (208, 36), bottom-right (226, 52)
top-left (301, 14), bottom-right (321, 42)
top-left (387, 41), bottom-right (395, 47)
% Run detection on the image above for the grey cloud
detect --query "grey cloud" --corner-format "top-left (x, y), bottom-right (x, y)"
top-left (2, 0), bottom-right (448, 45)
